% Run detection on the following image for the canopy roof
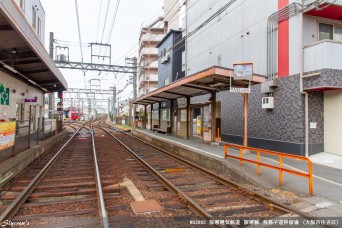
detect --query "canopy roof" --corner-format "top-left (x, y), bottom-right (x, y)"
top-left (0, 1), bottom-right (67, 92)
top-left (134, 66), bottom-right (266, 105)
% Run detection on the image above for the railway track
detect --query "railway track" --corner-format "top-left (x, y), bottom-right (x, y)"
top-left (97, 122), bottom-right (314, 225)
top-left (0, 121), bottom-right (111, 227)
top-left (0, 118), bottom-right (316, 227)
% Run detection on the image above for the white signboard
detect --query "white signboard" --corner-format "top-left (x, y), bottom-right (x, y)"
top-left (233, 63), bottom-right (253, 80)
top-left (51, 119), bottom-right (57, 131)
top-left (230, 87), bottom-right (251, 93)
top-left (180, 110), bottom-right (187, 122)
top-left (44, 118), bottom-right (52, 133)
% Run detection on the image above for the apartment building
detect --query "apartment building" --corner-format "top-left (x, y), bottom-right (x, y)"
top-left (137, 17), bottom-right (165, 98)
top-left (183, 0), bottom-right (342, 156)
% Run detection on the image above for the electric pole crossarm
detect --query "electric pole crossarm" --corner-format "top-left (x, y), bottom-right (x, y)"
top-left (55, 61), bottom-right (135, 73)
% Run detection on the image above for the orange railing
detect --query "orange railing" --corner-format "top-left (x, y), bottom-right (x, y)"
top-left (224, 144), bottom-right (313, 196)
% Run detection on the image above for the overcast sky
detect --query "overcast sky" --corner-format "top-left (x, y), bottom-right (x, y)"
top-left (40, 0), bottom-right (163, 104)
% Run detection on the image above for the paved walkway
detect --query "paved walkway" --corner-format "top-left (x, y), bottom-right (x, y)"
top-left (135, 129), bottom-right (342, 218)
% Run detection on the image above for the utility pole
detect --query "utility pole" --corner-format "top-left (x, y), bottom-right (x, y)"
top-left (108, 98), bottom-right (111, 118)
top-left (48, 32), bottom-right (54, 118)
top-left (112, 86), bottom-right (116, 122)
top-left (132, 57), bottom-right (137, 116)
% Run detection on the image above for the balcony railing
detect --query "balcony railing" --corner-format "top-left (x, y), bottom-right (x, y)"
top-left (304, 39), bottom-right (342, 73)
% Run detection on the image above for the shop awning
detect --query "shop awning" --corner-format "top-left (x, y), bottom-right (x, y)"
top-left (133, 66), bottom-right (266, 105)
top-left (0, 1), bottom-right (67, 92)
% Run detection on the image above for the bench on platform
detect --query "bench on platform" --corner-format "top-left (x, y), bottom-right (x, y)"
top-left (153, 127), bottom-right (172, 135)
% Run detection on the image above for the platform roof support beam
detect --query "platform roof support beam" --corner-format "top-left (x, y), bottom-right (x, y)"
top-left (169, 99), bottom-right (174, 135)
top-left (144, 105), bottom-right (147, 129)
top-left (158, 102), bottom-right (161, 128)
top-left (211, 92), bottom-right (217, 142)
top-left (186, 97), bottom-right (191, 139)
top-left (150, 104), bottom-right (153, 131)
top-left (243, 93), bottom-right (248, 147)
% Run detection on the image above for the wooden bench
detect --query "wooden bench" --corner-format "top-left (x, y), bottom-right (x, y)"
top-left (153, 127), bottom-right (172, 135)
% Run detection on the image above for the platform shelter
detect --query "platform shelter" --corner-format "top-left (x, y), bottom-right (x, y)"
top-left (133, 66), bottom-right (265, 145)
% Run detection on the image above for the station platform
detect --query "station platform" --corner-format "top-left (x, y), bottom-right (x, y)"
top-left (133, 128), bottom-right (342, 218)
top-left (0, 130), bottom-right (68, 189)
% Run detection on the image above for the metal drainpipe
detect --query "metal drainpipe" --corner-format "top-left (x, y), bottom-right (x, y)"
top-left (299, 1), bottom-right (309, 158)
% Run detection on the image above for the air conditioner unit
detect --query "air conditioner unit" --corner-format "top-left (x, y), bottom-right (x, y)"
top-left (161, 53), bottom-right (170, 64)
top-left (262, 97), bottom-right (274, 109)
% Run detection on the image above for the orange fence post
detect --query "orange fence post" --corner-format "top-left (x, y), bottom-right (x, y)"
top-left (224, 144), bottom-right (228, 158)
top-left (223, 143), bottom-right (313, 196)
top-left (257, 150), bottom-right (261, 175)
top-left (279, 154), bottom-right (283, 186)
top-left (308, 160), bottom-right (313, 196)
top-left (239, 148), bottom-right (243, 166)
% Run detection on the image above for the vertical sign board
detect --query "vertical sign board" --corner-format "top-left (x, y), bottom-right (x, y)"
top-left (44, 118), bottom-right (52, 134)
top-left (180, 110), bottom-right (187, 122)
top-left (0, 84), bottom-right (10, 106)
top-left (0, 122), bottom-right (16, 151)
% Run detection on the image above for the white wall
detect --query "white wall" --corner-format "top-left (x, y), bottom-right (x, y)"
top-left (0, 71), bottom-right (44, 122)
top-left (186, 0), bottom-right (277, 76)
top-left (186, 0), bottom-right (342, 77)
top-left (164, 0), bottom-right (180, 31)
top-left (304, 40), bottom-right (342, 72)
top-left (324, 90), bottom-right (342, 156)
top-left (14, 0), bottom-right (46, 43)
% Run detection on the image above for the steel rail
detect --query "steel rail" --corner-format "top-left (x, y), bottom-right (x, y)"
top-left (90, 123), bottom-right (109, 228)
top-left (98, 127), bottom-right (217, 222)
top-left (0, 122), bottom-right (87, 222)
top-left (111, 127), bottom-right (316, 220)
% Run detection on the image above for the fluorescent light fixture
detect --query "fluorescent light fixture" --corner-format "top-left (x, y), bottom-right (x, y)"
top-left (27, 79), bottom-right (37, 85)
top-left (3, 64), bottom-right (18, 74)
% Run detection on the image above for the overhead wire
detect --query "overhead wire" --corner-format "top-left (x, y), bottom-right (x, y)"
top-left (96, 0), bottom-right (103, 42)
top-left (74, 0), bottom-right (84, 62)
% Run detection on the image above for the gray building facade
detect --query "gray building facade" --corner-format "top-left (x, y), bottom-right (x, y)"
top-left (157, 30), bottom-right (185, 88)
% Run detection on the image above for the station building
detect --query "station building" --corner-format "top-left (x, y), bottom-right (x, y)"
top-left (134, 0), bottom-right (342, 157)
top-left (0, 0), bottom-right (67, 161)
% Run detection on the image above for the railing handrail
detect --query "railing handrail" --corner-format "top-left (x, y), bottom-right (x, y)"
top-left (224, 143), bottom-right (313, 196)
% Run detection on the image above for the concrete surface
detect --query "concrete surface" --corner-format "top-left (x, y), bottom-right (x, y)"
top-left (0, 130), bottom-right (68, 189)
top-left (133, 129), bottom-right (342, 218)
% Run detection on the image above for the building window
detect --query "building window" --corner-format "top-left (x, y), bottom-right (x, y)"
top-left (20, 0), bottom-right (25, 12)
top-left (32, 6), bottom-right (36, 30)
top-left (37, 17), bottom-right (41, 37)
top-left (319, 23), bottom-right (342, 42)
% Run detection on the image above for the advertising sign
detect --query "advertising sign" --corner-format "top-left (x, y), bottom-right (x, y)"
top-left (233, 63), bottom-right (253, 80)
top-left (51, 119), bottom-right (57, 131)
top-left (152, 110), bottom-right (159, 120)
top-left (162, 109), bottom-right (170, 121)
top-left (0, 121), bottom-right (16, 151)
top-left (44, 118), bottom-right (52, 133)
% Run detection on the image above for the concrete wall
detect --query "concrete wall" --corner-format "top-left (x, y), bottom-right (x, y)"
top-left (324, 90), bottom-right (342, 156)
top-left (0, 71), bottom-right (44, 122)
top-left (191, 74), bottom-right (324, 156)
